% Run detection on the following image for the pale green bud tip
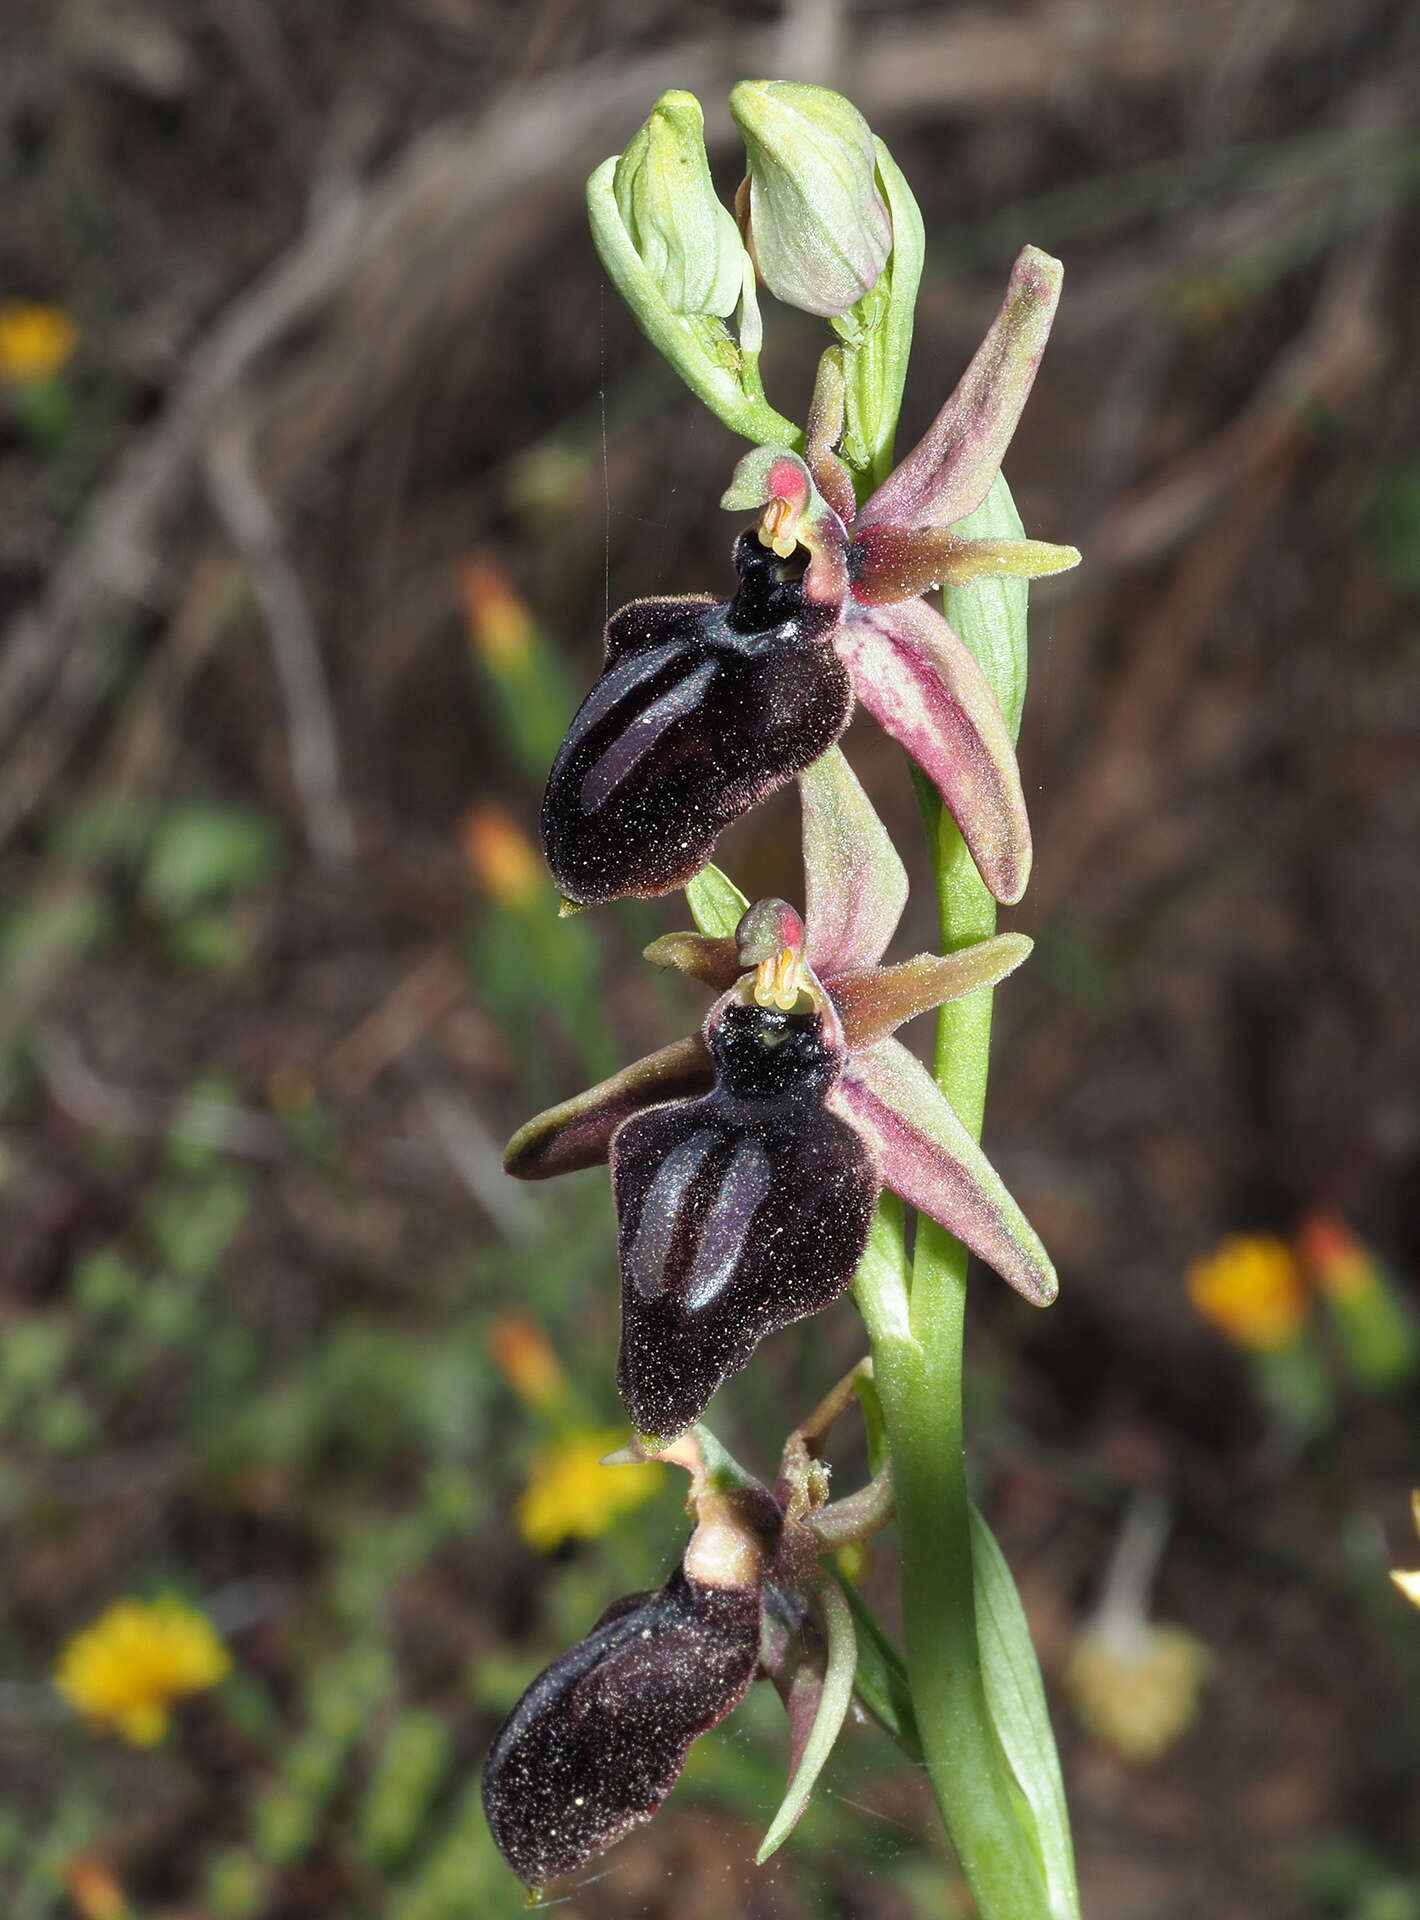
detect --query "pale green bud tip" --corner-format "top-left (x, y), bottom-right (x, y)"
top-left (612, 89), bottom-right (746, 319)
top-left (730, 80), bottom-right (892, 319)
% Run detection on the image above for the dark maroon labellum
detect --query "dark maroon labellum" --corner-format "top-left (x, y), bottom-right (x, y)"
top-left (612, 998), bottom-right (878, 1437)
top-left (480, 1567), bottom-right (762, 1887)
top-left (541, 533), bottom-right (849, 905)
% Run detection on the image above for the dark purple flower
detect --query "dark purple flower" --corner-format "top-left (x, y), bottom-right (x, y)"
top-left (542, 533), bottom-right (848, 906)
top-left (613, 984), bottom-right (878, 1438)
top-left (541, 247), bottom-right (1078, 909)
top-left (482, 1487), bottom-right (773, 1887)
top-left (508, 747), bottom-right (1056, 1438)
top-left (482, 1386), bottom-right (887, 1888)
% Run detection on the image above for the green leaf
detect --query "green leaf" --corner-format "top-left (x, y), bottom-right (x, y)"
top-left (833, 1573), bottom-right (921, 1759)
top-left (144, 1172), bottom-right (252, 1281)
top-left (756, 1579), bottom-right (858, 1863)
top-left (684, 862), bottom-right (749, 939)
top-left (970, 1502), bottom-right (1081, 1920)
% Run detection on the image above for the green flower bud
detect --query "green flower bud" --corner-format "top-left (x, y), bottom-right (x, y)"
top-left (612, 90), bottom-right (745, 319)
top-left (730, 80), bottom-right (892, 319)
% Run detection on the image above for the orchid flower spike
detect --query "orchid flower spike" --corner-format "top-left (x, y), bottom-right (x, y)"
top-left (508, 747), bottom-right (1057, 1439)
top-left (541, 247), bottom-right (1079, 909)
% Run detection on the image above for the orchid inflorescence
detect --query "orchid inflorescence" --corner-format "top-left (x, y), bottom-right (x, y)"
top-left (483, 79), bottom-right (1080, 1902)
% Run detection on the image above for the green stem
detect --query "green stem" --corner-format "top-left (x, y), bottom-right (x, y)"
top-left (866, 803), bottom-right (1049, 1918)
top-left (832, 250), bottom-right (1051, 1893)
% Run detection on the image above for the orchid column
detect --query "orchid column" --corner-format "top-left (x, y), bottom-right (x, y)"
top-left (489, 80), bottom-right (1082, 1920)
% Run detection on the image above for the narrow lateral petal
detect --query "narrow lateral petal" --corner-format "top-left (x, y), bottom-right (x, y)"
top-left (850, 523), bottom-right (1080, 603)
top-left (643, 930), bottom-right (743, 992)
top-left (832, 933), bottom-right (1033, 1048)
top-left (799, 745), bottom-right (908, 976)
top-left (835, 597), bottom-right (1031, 904)
top-left (504, 1036), bottom-right (713, 1180)
top-left (857, 246), bottom-right (1062, 533)
top-left (804, 347), bottom-right (860, 529)
top-left (836, 1039), bottom-right (1057, 1306)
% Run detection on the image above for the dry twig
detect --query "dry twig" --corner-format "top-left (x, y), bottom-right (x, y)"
top-left (205, 424), bottom-right (358, 869)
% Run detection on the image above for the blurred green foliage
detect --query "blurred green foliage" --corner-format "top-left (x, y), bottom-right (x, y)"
top-left (1363, 462), bottom-right (1420, 597)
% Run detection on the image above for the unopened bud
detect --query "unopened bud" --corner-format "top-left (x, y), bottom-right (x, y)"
top-left (613, 90), bottom-right (745, 319)
top-left (730, 81), bottom-right (891, 319)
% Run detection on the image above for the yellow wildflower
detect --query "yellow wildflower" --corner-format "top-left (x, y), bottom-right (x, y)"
top-left (1392, 1491), bottom-right (1420, 1612)
top-left (0, 302), bottom-right (77, 384)
top-left (487, 1313), bottom-right (565, 1410)
top-left (1186, 1233), bottom-right (1308, 1353)
top-left (461, 803), bottom-right (544, 911)
top-left (460, 559), bottom-right (534, 669)
top-left (516, 1429), bottom-right (659, 1554)
top-left (1064, 1624), bottom-right (1214, 1764)
top-left (55, 1596), bottom-right (230, 1746)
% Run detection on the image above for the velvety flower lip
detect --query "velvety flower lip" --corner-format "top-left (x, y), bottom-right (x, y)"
top-left (507, 745), bottom-right (1057, 1439)
top-left (482, 1485), bottom-right (773, 1888)
top-left (482, 1566), bottom-right (762, 1885)
top-left (611, 984), bottom-right (879, 1438)
top-left (657, 749), bottom-right (1057, 1310)
top-left (722, 245), bottom-right (1080, 907)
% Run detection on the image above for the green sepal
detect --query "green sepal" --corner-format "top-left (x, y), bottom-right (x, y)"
top-left (832, 1573), bottom-right (921, 1759)
top-left (755, 1579), bottom-right (858, 1863)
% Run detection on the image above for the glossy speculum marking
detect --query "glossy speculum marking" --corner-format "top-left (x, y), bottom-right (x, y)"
top-left (613, 999), bottom-right (877, 1438)
top-left (542, 533), bottom-right (849, 905)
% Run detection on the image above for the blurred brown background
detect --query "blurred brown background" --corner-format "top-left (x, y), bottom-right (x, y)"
top-left (2, 1), bottom-right (1418, 1916)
